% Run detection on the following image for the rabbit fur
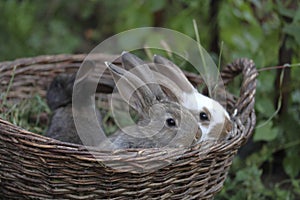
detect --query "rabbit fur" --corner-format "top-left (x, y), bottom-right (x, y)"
top-left (45, 58), bottom-right (201, 148)
top-left (152, 54), bottom-right (232, 141)
top-left (105, 53), bottom-right (202, 148)
top-left (116, 52), bottom-right (231, 142)
top-left (45, 73), bottom-right (103, 145)
top-left (45, 51), bottom-right (230, 147)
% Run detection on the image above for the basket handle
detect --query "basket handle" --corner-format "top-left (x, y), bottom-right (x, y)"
top-left (221, 58), bottom-right (258, 123)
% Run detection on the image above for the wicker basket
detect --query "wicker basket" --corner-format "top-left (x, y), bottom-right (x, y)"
top-left (0, 54), bottom-right (258, 199)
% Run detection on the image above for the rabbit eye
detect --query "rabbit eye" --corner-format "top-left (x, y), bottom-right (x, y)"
top-left (166, 118), bottom-right (176, 127)
top-left (199, 112), bottom-right (209, 121)
top-left (53, 81), bottom-right (63, 89)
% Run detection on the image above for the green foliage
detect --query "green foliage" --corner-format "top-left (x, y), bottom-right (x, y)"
top-left (0, 0), bottom-right (83, 60)
top-left (218, 161), bottom-right (270, 200)
top-left (254, 121), bottom-right (279, 142)
top-left (0, 94), bottom-right (50, 134)
top-left (0, 0), bottom-right (300, 199)
top-left (219, 0), bottom-right (281, 67)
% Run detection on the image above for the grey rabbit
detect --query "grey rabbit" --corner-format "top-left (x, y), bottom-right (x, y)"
top-left (111, 53), bottom-right (231, 142)
top-left (46, 52), bottom-right (202, 148)
top-left (105, 52), bottom-right (202, 148)
top-left (45, 73), bottom-right (102, 145)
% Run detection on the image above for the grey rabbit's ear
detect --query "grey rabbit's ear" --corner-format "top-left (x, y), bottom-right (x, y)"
top-left (121, 52), bottom-right (166, 101)
top-left (47, 73), bottom-right (75, 110)
top-left (105, 62), bottom-right (156, 111)
top-left (153, 55), bottom-right (195, 94)
top-left (121, 51), bottom-right (144, 69)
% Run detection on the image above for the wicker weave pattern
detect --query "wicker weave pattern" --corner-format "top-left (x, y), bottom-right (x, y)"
top-left (0, 54), bottom-right (257, 199)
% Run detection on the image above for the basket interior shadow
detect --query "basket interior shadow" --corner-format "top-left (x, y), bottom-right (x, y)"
top-left (0, 54), bottom-right (258, 199)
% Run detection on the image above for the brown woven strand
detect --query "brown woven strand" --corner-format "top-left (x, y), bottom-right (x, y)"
top-left (0, 54), bottom-right (257, 199)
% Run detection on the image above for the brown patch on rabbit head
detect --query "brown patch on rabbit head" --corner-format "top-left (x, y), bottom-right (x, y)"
top-left (208, 115), bottom-right (232, 141)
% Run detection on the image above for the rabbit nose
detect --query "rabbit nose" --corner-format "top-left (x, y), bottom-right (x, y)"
top-left (225, 118), bottom-right (233, 133)
top-left (195, 127), bottom-right (202, 141)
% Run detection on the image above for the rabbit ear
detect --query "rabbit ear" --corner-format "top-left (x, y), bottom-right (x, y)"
top-left (121, 52), bottom-right (166, 101)
top-left (121, 51), bottom-right (144, 69)
top-left (153, 55), bottom-right (195, 94)
top-left (151, 71), bottom-right (184, 103)
top-left (105, 62), bottom-right (155, 111)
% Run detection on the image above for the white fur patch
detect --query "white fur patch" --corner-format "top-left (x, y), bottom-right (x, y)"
top-left (181, 90), bottom-right (230, 142)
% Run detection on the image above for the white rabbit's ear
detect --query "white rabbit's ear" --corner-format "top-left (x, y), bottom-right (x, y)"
top-left (121, 52), bottom-right (166, 101)
top-left (105, 62), bottom-right (155, 111)
top-left (153, 55), bottom-right (195, 94)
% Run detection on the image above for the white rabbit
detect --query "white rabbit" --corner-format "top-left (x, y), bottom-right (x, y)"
top-left (104, 56), bottom-right (202, 148)
top-left (152, 55), bottom-right (232, 142)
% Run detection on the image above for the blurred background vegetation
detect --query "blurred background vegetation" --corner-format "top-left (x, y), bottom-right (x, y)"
top-left (0, 0), bottom-right (300, 199)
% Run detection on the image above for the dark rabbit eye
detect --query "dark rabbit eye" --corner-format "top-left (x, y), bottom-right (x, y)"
top-left (53, 81), bottom-right (62, 89)
top-left (166, 118), bottom-right (176, 127)
top-left (200, 112), bottom-right (209, 121)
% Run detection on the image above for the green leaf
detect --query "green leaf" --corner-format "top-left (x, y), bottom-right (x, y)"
top-left (255, 96), bottom-right (276, 117)
top-left (283, 154), bottom-right (300, 178)
top-left (283, 24), bottom-right (300, 45)
top-left (254, 121), bottom-right (279, 142)
top-left (294, 8), bottom-right (300, 22)
top-left (291, 179), bottom-right (300, 196)
top-left (292, 90), bottom-right (300, 103)
top-left (147, 0), bottom-right (165, 12)
top-left (276, 0), bottom-right (296, 18)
